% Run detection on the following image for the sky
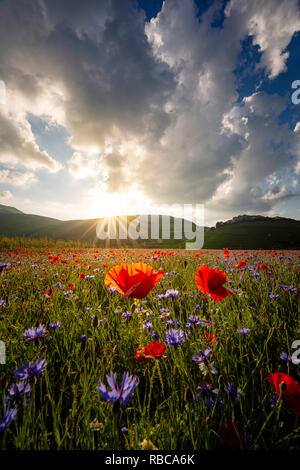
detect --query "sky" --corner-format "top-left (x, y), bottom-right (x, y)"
top-left (0, 0), bottom-right (300, 227)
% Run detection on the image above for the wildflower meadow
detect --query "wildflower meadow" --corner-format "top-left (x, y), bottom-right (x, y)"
top-left (0, 243), bottom-right (299, 450)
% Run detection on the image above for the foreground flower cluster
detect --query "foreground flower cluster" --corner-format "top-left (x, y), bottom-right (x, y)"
top-left (0, 246), bottom-right (299, 449)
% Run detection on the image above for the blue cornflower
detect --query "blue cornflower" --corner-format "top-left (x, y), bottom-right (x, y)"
top-left (97, 371), bottom-right (138, 406)
top-left (195, 383), bottom-right (224, 409)
top-left (192, 348), bottom-right (217, 375)
top-left (166, 319), bottom-right (179, 327)
top-left (143, 320), bottom-right (153, 330)
top-left (164, 289), bottom-right (180, 298)
top-left (270, 393), bottom-right (279, 409)
top-left (237, 328), bottom-right (251, 335)
top-left (280, 351), bottom-right (292, 362)
top-left (63, 290), bottom-right (73, 296)
top-left (160, 308), bottom-right (169, 316)
top-left (186, 315), bottom-right (207, 328)
top-left (0, 406), bottom-right (18, 432)
top-left (192, 348), bottom-right (212, 363)
top-left (156, 294), bottom-right (166, 300)
top-left (148, 330), bottom-right (159, 340)
top-left (227, 383), bottom-right (241, 399)
top-left (53, 282), bottom-right (63, 289)
top-left (5, 381), bottom-right (31, 408)
top-left (109, 287), bottom-right (117, 293)
top-left (23, 324), bottom-right (47, 340)
top-left (122, 311), bottom-right (132, 319)
top-left (0, 263), bottom-right (10, 271)
top-left (13, 358), bottom-right (48, 382)
top-left (0, 300), bottom-right (5, 307)
top-left (49, 321), bottom-right (60, 330)
top-left (165, 328), bottom-right (186, 347)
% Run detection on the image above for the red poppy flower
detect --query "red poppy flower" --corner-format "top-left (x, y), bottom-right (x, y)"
top-left (258, 264), bottom-right (267, 271)
top-left (195, 265), bottom-right (232, 301)
top-left (223, 248), bottom-right (229, 258)
top-left (205, 331), bottom-right (218, 343)
top-left (104, 263), bottom-right (164, 299)
top-left (79, 273), bottom-right (86, 279)
top-left (267, 372), bottom-right (300, 417)
top-left (135, 341), bottom-right (166, 362)
top-left (234, 259), bottom-right (248, 269)
top-left (68, 283), bottom-right (74, 290)
top-left (221, 420), bottom-right (243, 446)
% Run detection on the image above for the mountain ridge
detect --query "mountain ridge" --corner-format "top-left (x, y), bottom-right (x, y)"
top-left (0, 204), bottom-right (299, 249)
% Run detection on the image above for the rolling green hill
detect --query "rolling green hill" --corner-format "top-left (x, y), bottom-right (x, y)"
top-left (0, 205), bottom-right (299, 249)
top-left (204, 216), bottom-right (300, 249)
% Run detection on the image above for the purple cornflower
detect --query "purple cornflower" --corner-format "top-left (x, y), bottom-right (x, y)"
top-left (122, 311), bottom-right (132, 319)
top-left (53, 282), bottom-right (63, 289)
top-left (0, 406), bottom-right (18, 432)
top-left (192, 348), bottom-right (212, 363)
top-left (143, 320), bottom-right (153, 331)
top-left (166, 319), bottom-right (179, 327)
top-left (0, 263), bottom-right (10, 271)
top-left (109, 287), bottom-right (117, 293)
top-left (165, 328), bottom-right (186, 347)
top-left (23, 324), bottom-right (47, 341)
top-left (164, 289), bottom-right (180, 298)
top-left (148, 330), bottom-right (159, 340)
top-left (63, 290), bottom-right (73, 296)
top-left (49, 321), bottom-right (60, 330)
top-left (13, 358), bottom-right (48, 382)
top-left (237, 328), bottom-right (251, 335)
top-left (97, 371), bottom-right (138, 406)
top-left (186, 315), bottom-right (207, 328)
top-left (266, 292), bottom-right (280, 300)
top-left (0, 300), bottom-right (5, 307)
top-left (195, 383), bottom-right (224, 409)
top-left (156, 294), bottom-right (166, 300)
top-left (227, 383), bottom-right (241, 399)
top-left (280, 351), bottom-right (292, 362)
top-left (270, 393), bottom-right (279, 409)
top-left (5, 381), bottom-right (31, 408)
top-left (192, 348), bottom-right (217, 375)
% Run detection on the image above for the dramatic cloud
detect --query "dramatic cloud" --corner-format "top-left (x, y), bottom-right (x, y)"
top-left (0, 0), bottom-right (299, 224)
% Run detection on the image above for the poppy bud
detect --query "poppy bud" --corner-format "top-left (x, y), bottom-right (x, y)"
top-left (80, 334), bottom-right (87, 352)
top-left (184, 386), bottom-right (194, 403)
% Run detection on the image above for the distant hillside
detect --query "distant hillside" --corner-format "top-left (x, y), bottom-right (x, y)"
top-left (204, 215), bottom-right (300, 249)
top-left (0, 205), bottom-right (299, 249)
top-left (0, 209), bottom-right (196, 248)
top-left (0, 204), bottom-right (24, 215)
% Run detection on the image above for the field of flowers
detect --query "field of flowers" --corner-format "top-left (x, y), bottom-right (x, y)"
top-left (0, 244), bottom-right (299, 450)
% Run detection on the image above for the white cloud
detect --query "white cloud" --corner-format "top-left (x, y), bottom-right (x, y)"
top-left (225, 0), bottom-right (300, 78)
top-left (68, 152), bottom-right (102, 180)
top-left (0, 169), bottom-right (37, 187)
top-left (0, 190), bottom-right (12, 200)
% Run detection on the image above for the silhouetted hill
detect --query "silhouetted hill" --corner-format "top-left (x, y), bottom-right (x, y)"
top-left (0, 205), bottom-right (299, 249)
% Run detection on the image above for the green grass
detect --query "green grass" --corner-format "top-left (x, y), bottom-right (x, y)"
top-left (0, 242), bottom-right (299, 449)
